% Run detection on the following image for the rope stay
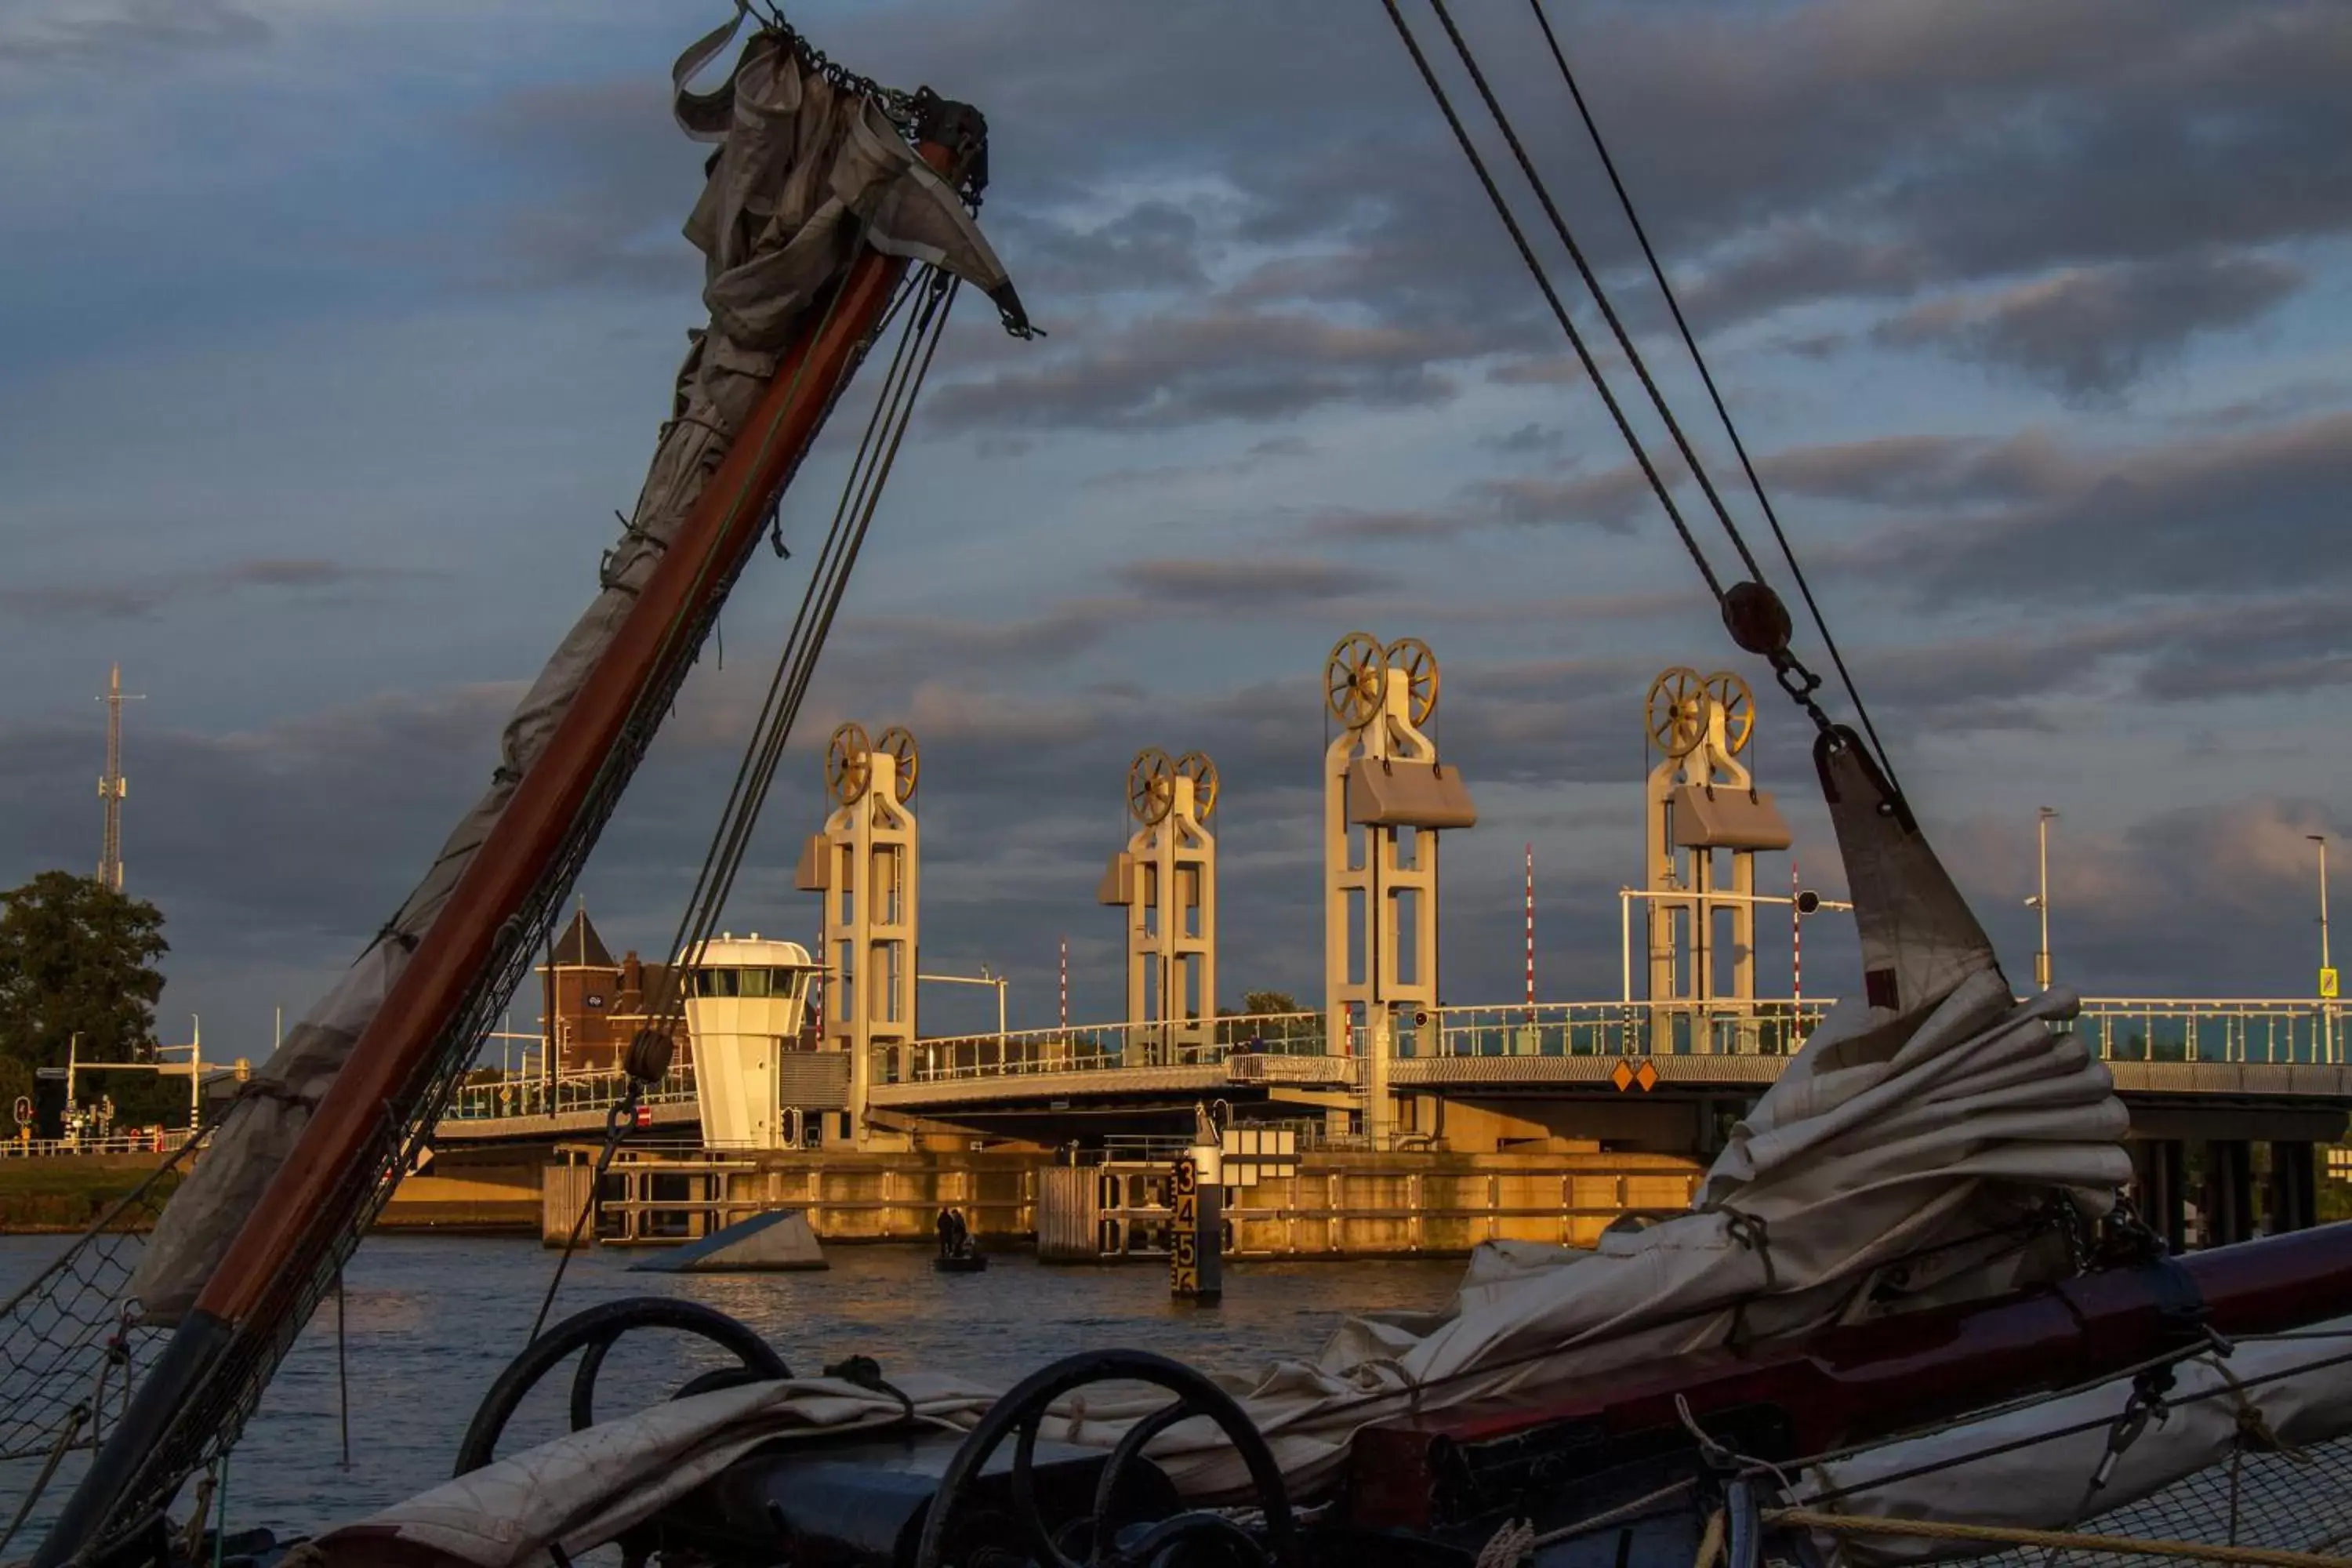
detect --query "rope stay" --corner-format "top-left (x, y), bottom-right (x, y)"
top-left (1381, 0), bottom-right (1898, 788)
top-left (1522, 0), bottom-right (1903, 801)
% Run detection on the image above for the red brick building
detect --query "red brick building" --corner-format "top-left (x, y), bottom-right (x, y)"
top-left (536, 909), bottom-right (690, 1075)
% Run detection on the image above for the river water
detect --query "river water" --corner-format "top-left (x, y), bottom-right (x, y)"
top-left (1, 1235), bottom-right (1462, 1544)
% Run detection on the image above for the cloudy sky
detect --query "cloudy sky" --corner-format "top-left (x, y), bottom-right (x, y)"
top-left (2, 0), bottom-right (2348, 1052)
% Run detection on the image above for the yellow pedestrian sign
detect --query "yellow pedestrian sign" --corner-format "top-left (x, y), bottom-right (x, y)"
top-left (2322, 967), bottom-right (2340, 1000)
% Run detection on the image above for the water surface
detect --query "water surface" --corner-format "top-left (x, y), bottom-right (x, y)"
top-left (1, 1234), bottom-right (1460, 1541)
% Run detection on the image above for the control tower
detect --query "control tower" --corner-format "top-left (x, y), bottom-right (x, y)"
top-left (683, 933), bottom-right (821, 1150)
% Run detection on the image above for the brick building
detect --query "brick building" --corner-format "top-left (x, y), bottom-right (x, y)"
top-left (536, 909), bottom-right (690, 1075)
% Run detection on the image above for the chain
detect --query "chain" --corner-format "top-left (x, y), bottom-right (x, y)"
top-left (751, 4), bottom-right (913, 128)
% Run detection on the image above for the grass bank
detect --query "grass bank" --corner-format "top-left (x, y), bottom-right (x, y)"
top-left (0, 1154), bottom-right (175, 1233)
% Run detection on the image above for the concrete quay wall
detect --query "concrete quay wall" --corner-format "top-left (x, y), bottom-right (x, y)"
top-left (535, 1145), bottom-right (1708, 1258)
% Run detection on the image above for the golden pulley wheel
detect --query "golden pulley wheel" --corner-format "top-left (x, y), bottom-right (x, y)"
top-left (1174, 750), bottom-right (1219, 820)
top-left (826, 720), bottom-right (872, 805)
top-left (1127, 746), bottom-right (1176, 826)
top-left (1324, 631), bottom-right (1387, 731)
top-left (874, 724), bottom-right (920, 802)
top-left (1644, 667), bottom-right (1706, 759)
top-left (1384, 636), bottom-right (1439, 726)
top-left (1703, 671), bottom-right (1755, 757)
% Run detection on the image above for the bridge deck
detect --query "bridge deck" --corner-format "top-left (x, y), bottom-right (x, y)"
top-left (433, 996), bottom-right (2352, 1140)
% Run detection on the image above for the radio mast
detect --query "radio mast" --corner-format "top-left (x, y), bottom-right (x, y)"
top-left (96, 663), bottom-right (143, 892)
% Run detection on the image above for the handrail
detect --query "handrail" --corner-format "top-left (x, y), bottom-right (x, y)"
top-left (361, 994), bottom-right (2352, 1138)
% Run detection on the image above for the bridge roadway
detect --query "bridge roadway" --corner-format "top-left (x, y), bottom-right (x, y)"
top-left (436, 996), bottom-right (2352, 1146)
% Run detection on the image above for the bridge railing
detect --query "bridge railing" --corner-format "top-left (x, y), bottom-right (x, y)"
top-left (441, 1064), bottom-right (699, 1121)
top-left (0, 1128), bottom-right (197, 1160)
top-left (909, 1012), bottom-right (1330, 1081)
top-left (419, 996), bottom-right (2349, 1129)
top-left (1414, 1000), bottom-right (1826, 1059)
top-left (2067, 998), bottom-right (2346, 1066)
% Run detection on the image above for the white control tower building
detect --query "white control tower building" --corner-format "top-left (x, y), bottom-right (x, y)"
top-left (683, 933), bottom-right (822, 1150)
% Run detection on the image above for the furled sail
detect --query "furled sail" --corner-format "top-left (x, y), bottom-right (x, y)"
top-left (132, 12), bottom-right (1019, 1328)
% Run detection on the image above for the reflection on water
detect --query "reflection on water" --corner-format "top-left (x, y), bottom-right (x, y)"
top-left (1, 1234), bottom-right (1460, 1541)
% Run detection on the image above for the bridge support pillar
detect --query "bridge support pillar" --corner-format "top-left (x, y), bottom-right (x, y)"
top-left (2267, 1140), bottom-right (2318, 1235)
top-left (2129, 1138), bottom-right (2187, 1254)
top-left (2203, 1139), bottom-right (2255, 1247)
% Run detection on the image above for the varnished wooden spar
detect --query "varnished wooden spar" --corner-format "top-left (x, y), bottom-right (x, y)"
top-left (34, 132), bottom-right (970, 1568)
top-left (1346, 1222), bottom-right (2352, 1534)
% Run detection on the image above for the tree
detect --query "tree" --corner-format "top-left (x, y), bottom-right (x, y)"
top-left (1242, 990), bottom-right (1300, 1016)
top-left (0, 872), bottom-right (171, 1120)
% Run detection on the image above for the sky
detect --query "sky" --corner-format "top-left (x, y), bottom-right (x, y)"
top-left (2, 0), bottom-right (2349, 1054)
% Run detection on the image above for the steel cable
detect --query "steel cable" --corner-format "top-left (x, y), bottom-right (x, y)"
top-left (1523, 0), bottom-right (1903, 796)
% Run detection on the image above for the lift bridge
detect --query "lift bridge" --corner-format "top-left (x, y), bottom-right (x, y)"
top-left (439, 646), bottom-right (2352, 1236)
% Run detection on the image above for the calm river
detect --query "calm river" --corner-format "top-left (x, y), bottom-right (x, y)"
top-left (1, 1235), bottom-right (1461, 1543)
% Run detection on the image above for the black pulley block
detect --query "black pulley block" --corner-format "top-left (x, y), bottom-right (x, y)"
top-left (1720, 581), bottom-right (1792, 657)
top-left (624, 1028), bottom-right (676, 1083)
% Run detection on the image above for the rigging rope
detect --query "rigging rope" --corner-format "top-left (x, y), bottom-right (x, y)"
top-left (1381, 0), bottom-right (1858, 750)
top-left (1522, 0), bottom-right (1903, 798)
top-left (1375, 0), bottom-right (1723, 604)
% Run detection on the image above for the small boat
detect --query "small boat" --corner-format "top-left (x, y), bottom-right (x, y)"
top-left (933, 1248), bottom-right (988, 1274)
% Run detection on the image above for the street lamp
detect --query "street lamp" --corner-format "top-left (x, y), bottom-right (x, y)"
top-left (916, 967), bottom-right (1011, 1041)
top-left (2022, 808), bottom-right (2057, 989)
top-left (2310, 835), bottom-right (2336, 1062)
top-left (2311, 835), bottom-right (2334, 980)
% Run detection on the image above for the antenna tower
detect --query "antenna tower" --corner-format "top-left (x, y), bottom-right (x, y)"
top-left (96, 663), bottom-right (144, 892)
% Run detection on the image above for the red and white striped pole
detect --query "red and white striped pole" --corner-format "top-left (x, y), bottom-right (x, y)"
top-left (1524, 843), bottom-right (1536, 1018)
top-left (1058, 937), bottom-right (1069, 1030)
top-left (1791, 859), bottom-right (1802, 1011)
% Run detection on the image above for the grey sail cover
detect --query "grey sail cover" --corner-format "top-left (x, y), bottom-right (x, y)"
top-left (130, 19), bottom-right (1018, 1325)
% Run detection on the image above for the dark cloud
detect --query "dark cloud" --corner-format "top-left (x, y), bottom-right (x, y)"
top-left (1111, 557), bottom-right (1397, 604)
top-left (1874, 254), bottom-right (2304, 399)
top-left (462, 78), bottom-right (704, 292)
top-left (0, 0), bottom-right (264, 64)
top-left (1479, 423), bottom-right (1568, 455)
top-left (1844, 410), bottom-right (2352, 601)
top-left (1755, 432), bottom-right (2063, 507)
top-left (987, 201), bottom-right (1211, 298)
top-left (0, 558), bottom-right (430, 622)
top-left (1082, 434), bottom-right (1316, 491)
top-left (924, 308), bottom-right (1468, 431)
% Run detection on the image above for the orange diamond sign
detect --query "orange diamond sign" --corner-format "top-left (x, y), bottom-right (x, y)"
top-left (1610, 1059), bottom-right (1635, 1092)
top-left (1634, 1060), bottom-right (1659, 1093)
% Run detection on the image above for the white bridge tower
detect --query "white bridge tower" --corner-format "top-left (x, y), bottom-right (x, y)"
top-left (1642, 668), bottom-right (1791, 1013)
top-left (1322, 633), bottom-right (1475, 1145)
top-left (1098, 748), bottom-right (1218, 1063)
top-left (795, 722), bottom-right (919, 1149)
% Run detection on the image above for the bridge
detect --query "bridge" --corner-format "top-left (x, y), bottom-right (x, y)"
top-left (436, 994), bottom-right (2352, 1148)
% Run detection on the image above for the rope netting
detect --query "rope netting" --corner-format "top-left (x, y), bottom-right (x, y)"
top-left (1969, 1430), bottom-right (2352, 1566)
top-left (0, 1138), bottom-right (212, 1559)
top-left (0, 1140), bottom-right (201, 1472)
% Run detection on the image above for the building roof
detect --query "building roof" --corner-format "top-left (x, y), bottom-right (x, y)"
top-left (550, 909), bottom-right (615, 969)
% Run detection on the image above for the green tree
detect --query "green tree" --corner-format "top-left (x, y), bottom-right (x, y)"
top-left (0, 872), bottom-right (172, 1122)
top-left (1242, 990), bottom-right (1300, 1015)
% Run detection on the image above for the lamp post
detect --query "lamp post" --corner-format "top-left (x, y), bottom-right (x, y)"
top-left (2311, 834), bottom-right (2334, 1061)
top-left (2024, 808), bottom-right (2057, 990)
top-left (917, 967), bottom-right (1010, 1043)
